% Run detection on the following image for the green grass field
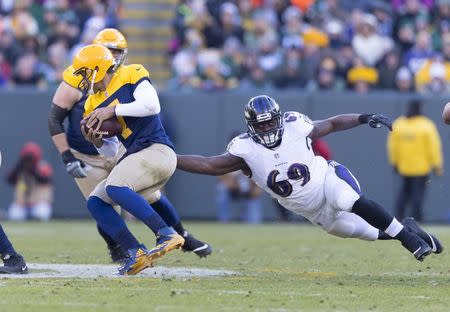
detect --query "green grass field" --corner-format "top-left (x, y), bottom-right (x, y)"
top-left (0, 221), bottom-right (449, 312)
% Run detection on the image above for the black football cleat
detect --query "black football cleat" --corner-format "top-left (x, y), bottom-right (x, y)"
top-left (0, 253), bottom-right (28, 274)
top-left (108, 245), bottom-right (128, 263)
top-left (401, 231), bottom-right (432, 261)
top-left (181, 231), bottom-right (212, 258)
top-left (402, 217), bottom-right (444, 254)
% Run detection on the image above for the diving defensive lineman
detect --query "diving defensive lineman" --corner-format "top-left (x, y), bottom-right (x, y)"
top-left (177, 95), bottom-right (443, 261)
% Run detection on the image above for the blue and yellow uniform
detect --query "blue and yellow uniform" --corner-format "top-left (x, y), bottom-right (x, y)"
top-left (83, 64), bottom-right (173, 159)
top-left (62, 66), bottom-right (99, 156)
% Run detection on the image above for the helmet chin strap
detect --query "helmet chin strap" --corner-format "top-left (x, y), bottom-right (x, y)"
top-left (88, 69), bottom-right (98, 95)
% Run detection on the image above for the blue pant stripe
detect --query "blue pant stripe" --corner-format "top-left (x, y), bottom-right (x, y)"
top-left (334, 164), bottom-right (362, 194)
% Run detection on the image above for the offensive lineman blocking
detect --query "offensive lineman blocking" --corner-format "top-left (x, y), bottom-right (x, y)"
top-left (177, 95), bottom-right (443, 262)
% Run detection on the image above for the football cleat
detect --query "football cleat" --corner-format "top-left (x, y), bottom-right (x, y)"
top-left (147, 231), bottom-right (185, 263)
top-left (108, 244), bottom-right (128, 263)
top-left (118, 244), bottom-right (153, 276)
top-left (400, 231), bottom-right (432, 262)
top-left (402, 217), bottom-right (443, 254)
top-left (181, 231), bottom-right (212, 258)
top-left (0, 253), bottom-right (28, 274)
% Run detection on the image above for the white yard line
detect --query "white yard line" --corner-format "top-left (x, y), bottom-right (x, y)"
top-left (0, 263), bottom-right (237, 279)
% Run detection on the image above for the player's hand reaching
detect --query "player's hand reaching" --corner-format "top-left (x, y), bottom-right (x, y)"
top-left (61, 150), bottom-right (87, 178)
top-left (358, 114), bottom-right (392, 131)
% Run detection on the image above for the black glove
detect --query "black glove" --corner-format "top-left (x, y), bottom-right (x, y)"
top-left (62, 150), bottom-right (87, 178)
top-left (359, 114), bottom-right (392, 131)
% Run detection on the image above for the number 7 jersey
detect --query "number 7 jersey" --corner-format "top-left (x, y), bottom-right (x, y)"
top-left (227, 112), bottom-right (329, 217)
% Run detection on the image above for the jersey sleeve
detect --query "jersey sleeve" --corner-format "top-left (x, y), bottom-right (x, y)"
top-left (227, 134), bottom-right (251, 158)
top-left (284, 111), bottom-right (314, 137)
top-left (62, 65), bottom-right (82, 89)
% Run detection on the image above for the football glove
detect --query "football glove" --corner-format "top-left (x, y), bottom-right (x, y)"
top-left (359, 114), bottom-right (392, 131)
top-left (62, 150), bottom-right (87, 178)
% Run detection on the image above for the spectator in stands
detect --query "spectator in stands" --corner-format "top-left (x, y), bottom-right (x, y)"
top-left (347, 57), bottom-right (379, 93)
top-left (10, 53), bottom-right (46, 88)
top-left (433, 0), bottom-right (450, 30)
top-left (280, 6), bottom-right (304, 49)
top-left (352, 13), bottom-right (393, 66)
top-left (324, 19), bottom-right (346, 49)
top-left (395, 66), bottom-right (414, 92)
top-left (308, 56), bottom-right (344, 91)
top-left (273, 44), bottom-right (304, 88)
top-left (403, 31), bottom-right (435, 73)
top-left (7, 142), bottom-right (53, 222)
top-left (415, 54), bottom-right (450, 93)
top-left (387, 99), bottom-right (443, 222)
top-left (300, 28), bottom-right (328, 84)
top-left (370, 1), bottom-right (394, 37)
top-left (221, 37), bottom-right (244, 85)
top-left (203, 2), bottom-right (244, 48)
top-left (378, 50), bottom-right (401, 89)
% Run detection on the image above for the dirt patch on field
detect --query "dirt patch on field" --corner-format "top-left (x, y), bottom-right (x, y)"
top-left (0, 263), bottom-right (237, 279)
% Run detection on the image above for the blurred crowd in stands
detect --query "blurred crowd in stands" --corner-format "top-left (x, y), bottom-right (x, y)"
top-left (0, 0), bottom-right (121, 89)
top-left (169, 0), bottom-right (450, 93)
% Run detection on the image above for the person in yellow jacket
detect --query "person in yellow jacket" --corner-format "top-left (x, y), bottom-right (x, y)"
top-left (387, 99), bottom-right (443, 222)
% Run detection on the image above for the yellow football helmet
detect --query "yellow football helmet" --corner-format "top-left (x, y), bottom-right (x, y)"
top-left (93, 28), bottom-right (128, 68)
top-left (72, 44), bottom-right (115, 94)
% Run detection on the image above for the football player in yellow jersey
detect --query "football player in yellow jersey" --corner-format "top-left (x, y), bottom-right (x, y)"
top-left (76, 44), bottom-right (185, 275)
top-left (48, 29), bottom-right (211, 266)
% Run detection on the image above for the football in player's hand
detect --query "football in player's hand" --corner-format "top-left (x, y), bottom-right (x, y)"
top-left (442, 103), bottom-right (450, 125)
top-left (80, 117), bottom-right (122, 138)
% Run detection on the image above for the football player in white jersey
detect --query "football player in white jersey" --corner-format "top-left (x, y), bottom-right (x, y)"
top-left (177, 95), bottom-right (443, 262)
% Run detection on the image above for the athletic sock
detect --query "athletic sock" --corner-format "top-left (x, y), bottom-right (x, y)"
top-left (87, 196), bottom-right (140, 251)
top-left (352, 196), bottom-right (408, 242)
top-left (0, 224), bottom-right (16, 257)
top-left (173, 222), bottom-right (186, 236)
top-left (97, 224), bottom-right (119, 249)
top-left (151, 194), bottom-right (180, 227)
top-left (377, 231), bottom-right (394, 240)
top-left (106, 185), bottom-right (168, 235)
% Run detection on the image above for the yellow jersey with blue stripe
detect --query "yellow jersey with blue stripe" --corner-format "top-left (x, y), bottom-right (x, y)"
top-left (84, 64), bottom-right (173, 156)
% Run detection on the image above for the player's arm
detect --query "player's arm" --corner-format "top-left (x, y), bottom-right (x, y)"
top-left (308, 114), bottom-right (392, 140)
top-left (177, 152), bottom-right (247, 176)
top-left (48, 81), bottom-right (87, 178)
top-left (49, 81), bottom-right (81, 152)
top-left (85, 79), bottom-right (159, 130)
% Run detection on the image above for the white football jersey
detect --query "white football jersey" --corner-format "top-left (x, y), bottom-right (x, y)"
top-left (228, 112), bottom-right (328, 218)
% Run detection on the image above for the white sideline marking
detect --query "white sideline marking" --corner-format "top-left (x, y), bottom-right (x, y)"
top-left (0, 263), bottom-right (237, 279)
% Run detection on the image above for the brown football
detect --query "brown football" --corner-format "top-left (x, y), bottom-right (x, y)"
top-left (443, 103), bottom-right (450, 125)
top-left (80, 117), bottom-right (122, 138)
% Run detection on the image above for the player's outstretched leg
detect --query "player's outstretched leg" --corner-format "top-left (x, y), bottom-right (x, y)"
top-left (87, 196), bottom-right (154, 275)
top-left (0, 225), bottom-right (28, 274)
top-left (105, 186), bottom-right (185, 264)
top-left (402, 217), bottom-right (443, 254)
top-left (351, 196), bottom-right (432, 261)
top-left (152, 194), bottom-right (212, 258)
